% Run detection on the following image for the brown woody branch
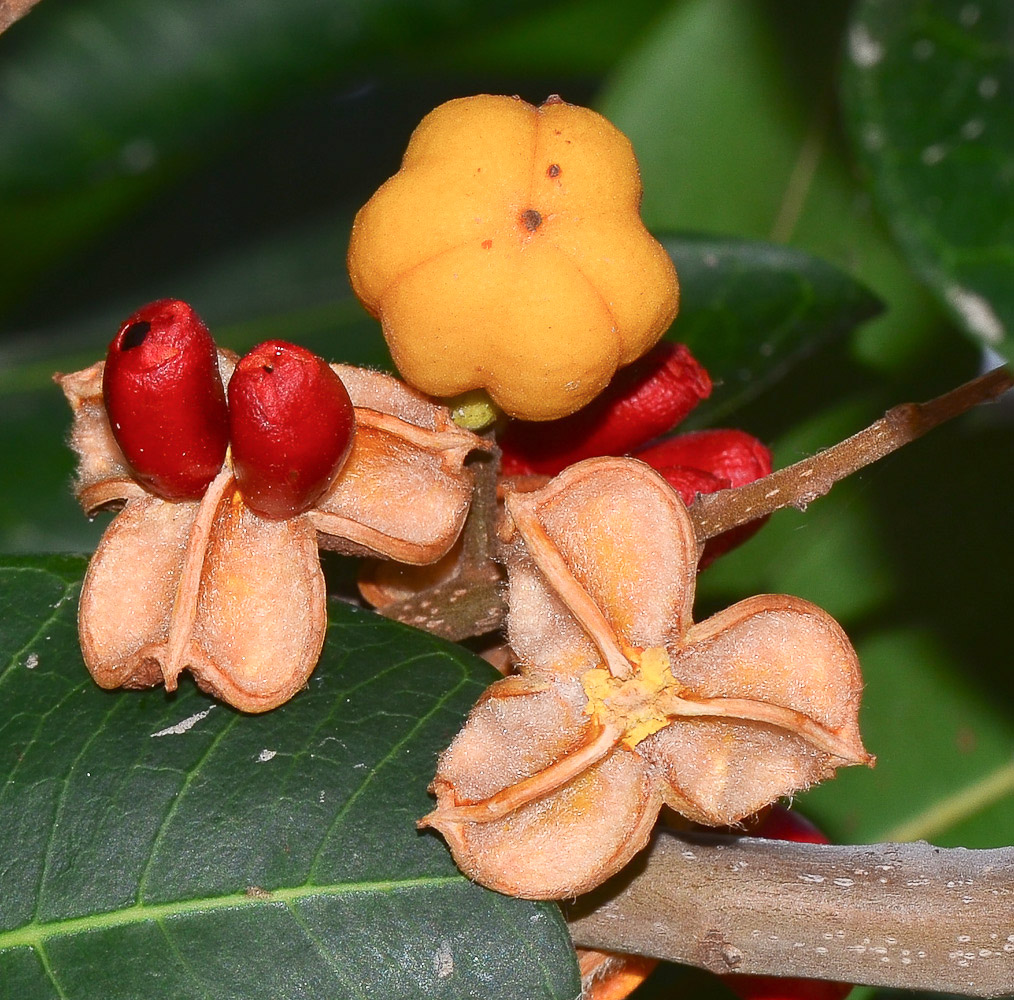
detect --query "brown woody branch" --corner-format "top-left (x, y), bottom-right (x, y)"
top-left (377, 442), bottom-right (505, 641)
top-left (691, 366), bottom-right (1013, 542)
top-left (567, 828), bottom-right (1014, 997)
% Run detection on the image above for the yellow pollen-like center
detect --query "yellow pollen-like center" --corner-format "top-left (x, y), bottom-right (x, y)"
top-left (581, 646), bottom-right (682, 749)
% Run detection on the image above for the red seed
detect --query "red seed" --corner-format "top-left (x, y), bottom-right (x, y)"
top-left (500, 343), bottom-right (711, 476)
top-left (102, 299), bottom-right (229, 501)
top-left (652, 466), bottom-right (729, 508)
top-left (748, 804), bottom-right (830, 846)
top-left (228, 341), bottom-right (355, 518)
top-left (637, 429), bottom-right (772, 567)
top-left (636, 428), bottom-right (772, 489)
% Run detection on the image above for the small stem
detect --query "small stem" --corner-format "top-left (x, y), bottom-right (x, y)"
top-left (691, 366), bottom-right (1013, 542)
top-left (378, 442), bottom-right (505, 640)
top-left (567, 828), bottom-right (1014, 997)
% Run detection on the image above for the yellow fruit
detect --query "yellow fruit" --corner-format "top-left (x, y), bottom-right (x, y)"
top-left (347, 94), bottom-right (679, 421)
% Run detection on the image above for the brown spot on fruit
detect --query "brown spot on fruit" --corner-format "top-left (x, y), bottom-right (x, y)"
top-left (521, 209), bottom-right (542, 232)
top-left (548, 164), bottom-right (561, 178)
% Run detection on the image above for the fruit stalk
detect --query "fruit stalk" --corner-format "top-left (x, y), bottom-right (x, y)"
top-left (690, 366), bottom-right (1013, 542)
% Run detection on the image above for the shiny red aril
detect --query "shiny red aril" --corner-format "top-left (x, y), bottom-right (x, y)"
top-left (636, 428), bottom-right (772, 492)
top-left (228, 341), bottom-right (355, 518)
top-left (500, 343), bottom-right (712, 476)
top-left (102, 298), bottom-right (229, 501)
top-left (638, 428), bottom-right (773, 568)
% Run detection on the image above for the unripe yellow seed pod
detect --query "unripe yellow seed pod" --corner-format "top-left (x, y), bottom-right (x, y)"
top-left (347, 94), bottom-right (679, 421)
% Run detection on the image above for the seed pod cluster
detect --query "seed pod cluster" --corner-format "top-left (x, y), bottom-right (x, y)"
top-left (62, 298), bottom-right (485, 713)
top-left (420, 458), bottom-right (872, 899)
top-left (102, 303), bottom-right (357, 519)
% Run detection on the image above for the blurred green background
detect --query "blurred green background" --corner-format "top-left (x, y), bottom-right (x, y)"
top-left (1, 1), bottom-right (1011, 997)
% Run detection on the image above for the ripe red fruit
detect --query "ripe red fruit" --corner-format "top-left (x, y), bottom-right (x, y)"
top-left (102, 299), bottom-right (229, 501)
top-left (500, 342), bottom-right (712, 475)
top-left (637, 428), bottom-right (773, 494)
top-left (228, 341), bottom-right (356, 519)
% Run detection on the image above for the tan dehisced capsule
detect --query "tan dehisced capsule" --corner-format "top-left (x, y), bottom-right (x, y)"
top-left (420, 457), bottom-right (871, 898)
top-left (57, 353), bottom-right (487, 712)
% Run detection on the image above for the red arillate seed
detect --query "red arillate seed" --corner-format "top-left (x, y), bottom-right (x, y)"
top-left (500, 343), bottom-right (712, 476)
top-left (747, 804), bottom-right (831, 846)
top-left (638, 429), bottom-right (772, 567)
top-left (102, 298), bottom-right (229, 501)
top-left (636, 428), bottom-right (772, 489)
top-left (228, 341), bottom-right (355, 519)
top-left (650, 466), bottom-right (729, 509)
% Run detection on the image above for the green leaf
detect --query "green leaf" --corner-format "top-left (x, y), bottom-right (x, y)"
top-left (598, 0), bottom-right (948, 373)
top-left (429, 0), bottom-right (670, 77)
top-left (0, 557), bottom-right (580, 999)
top-left (0, 0), bottom-right (543, 196)
top-left (0, 0), bottom-right (543, 312)
top-left (841, 0), bottom-right (1014, 362)
top-left (661, 234), bottom-right (882, 424)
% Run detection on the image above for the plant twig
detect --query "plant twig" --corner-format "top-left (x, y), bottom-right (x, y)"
top-left (378, 443), bottom-right (505, 640)
top-left (380, 368), bottom-right (1012, 639)
top-left (691, 366), bottom-right (1013, 542)
top-left (567, 827), bottom-right (1014, 997)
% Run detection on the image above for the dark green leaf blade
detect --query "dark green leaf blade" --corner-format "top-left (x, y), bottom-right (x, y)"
top-left (842, 0), bottom-right (1014, 361)
top-left (663, 234), bottom-right (882, 424)
top-left (0, 558), bottom-right (580, 999)
top-left (599, 0), bottom-right (946, 375)
top-left (0, 225), bottom-right (880, 553)
top-left (0, 0), bottom-right (543, 313)
top-left (0, 0), bottom-right (545, 197)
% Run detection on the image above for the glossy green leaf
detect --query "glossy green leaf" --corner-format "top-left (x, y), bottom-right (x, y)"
top-left (430, 0), bottom-right (669, 77)
top-left (0, 0), bottom-right (543, 196)
top-left (0, 0), bottom-right (542, 313)
top-left (0, 222), bottom-right (879, 553)
top-left (661, 234), bottom-right (882, 424)
top-left (599, 0), bottom-right (948, 373)
top-left (0, 557), bottom-right (580, 999)
top-left (841, 0), bottom-right (1014, 362)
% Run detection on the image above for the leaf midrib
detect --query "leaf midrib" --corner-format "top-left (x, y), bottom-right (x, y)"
top-left (0, 874), bottom-right (464, 951)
